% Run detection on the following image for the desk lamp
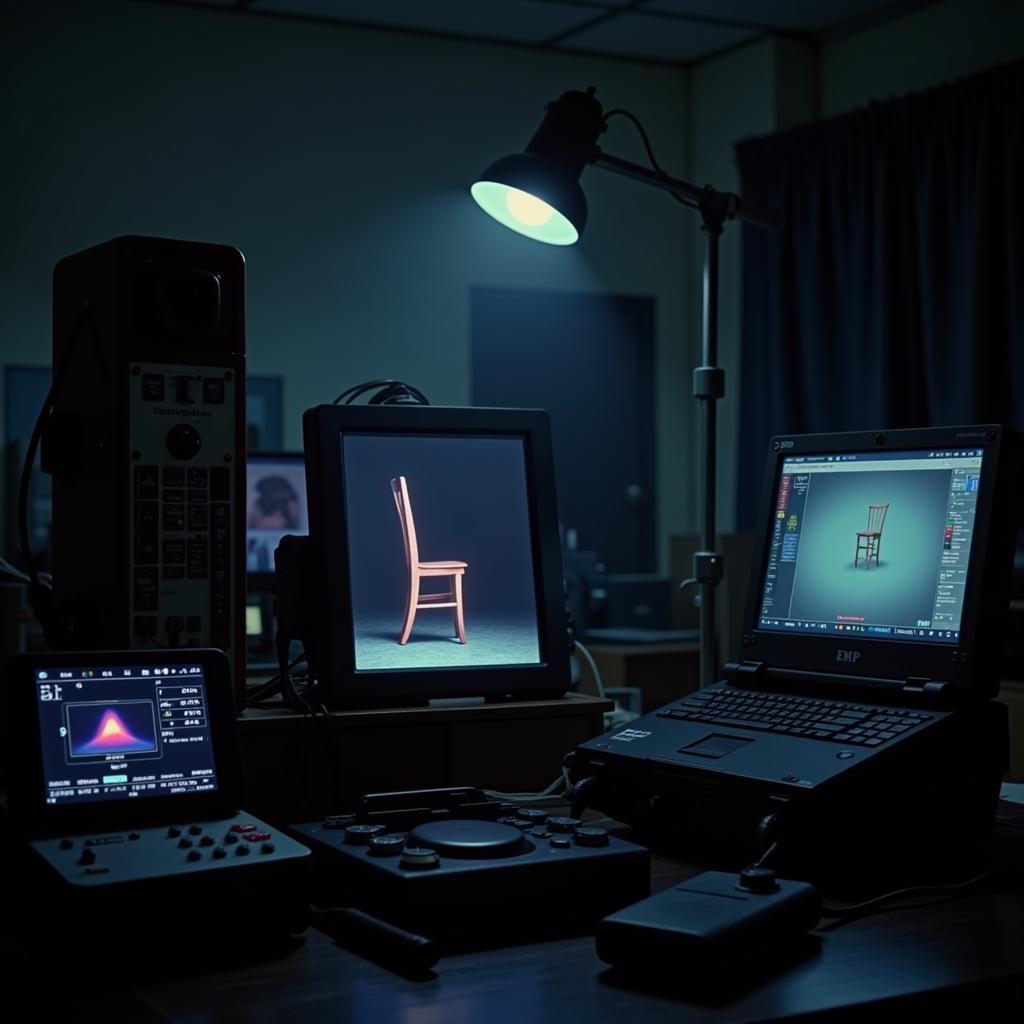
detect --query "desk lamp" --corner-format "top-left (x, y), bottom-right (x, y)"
top-left (471, 87), bottom-right (783, 689)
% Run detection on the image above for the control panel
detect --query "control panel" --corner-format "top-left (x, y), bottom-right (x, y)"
top-left (129, 362), bottom-right (237, 656)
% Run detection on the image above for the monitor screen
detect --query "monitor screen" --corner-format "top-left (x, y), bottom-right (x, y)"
top-left (246, 454), bottom-right (307, 576)
top-left (756, 447), bottom-right (984, 644)
top-left (303, 405), bottom-right (569, 705)
top-left (33, 661), bottom-right (218, 807)
top-left (341, 433), bottom-right (541, 671)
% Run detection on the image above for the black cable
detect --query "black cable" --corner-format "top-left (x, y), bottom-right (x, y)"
top-left (331, 379), bottom-right (430, 406)
top-left (820, 859), bottom-right (1024, 922)
top-left (603, 108), bottom-right (698, 210)
top-left (19, 303), bottom-right (96, 587)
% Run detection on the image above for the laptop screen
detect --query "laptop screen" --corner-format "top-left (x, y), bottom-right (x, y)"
top-left (757, 447), bottom-right (984, 644)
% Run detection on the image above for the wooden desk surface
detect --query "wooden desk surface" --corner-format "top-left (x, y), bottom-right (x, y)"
top-left (51, 818), bottom-right (1024, 1022)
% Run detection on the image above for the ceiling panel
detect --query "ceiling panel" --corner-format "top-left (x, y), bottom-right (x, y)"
top-left (252, 0), bottom-right (597, 43)
top-left (641, 0), bottom-right (906, 33)
top-left (558, 11), bottom-right (758, 62)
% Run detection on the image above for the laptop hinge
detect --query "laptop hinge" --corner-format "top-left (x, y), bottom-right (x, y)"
top-left (902, 676), bottom-right (954, 700)
top-left (723, 661), bottom-right (766, 681)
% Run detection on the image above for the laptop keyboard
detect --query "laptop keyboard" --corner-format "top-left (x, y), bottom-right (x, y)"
top-left (656, 687), bottom-right (932, 747)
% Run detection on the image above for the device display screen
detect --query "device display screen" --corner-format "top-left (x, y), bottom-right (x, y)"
top-left (757, 447), bottom-right (984, 643)
top-left (246, 456), bottom-right (308, 574)
top-left (34, 662), bottom-right (218, 806)
top-left (340, 433), bottom-right (542, 672)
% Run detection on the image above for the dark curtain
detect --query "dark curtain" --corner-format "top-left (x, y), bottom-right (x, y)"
top-left (735, 60), bottom-right (1024, 528)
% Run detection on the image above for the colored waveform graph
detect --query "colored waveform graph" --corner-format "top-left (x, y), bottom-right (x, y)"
top-left (67, 701), bottom-right (159, 757)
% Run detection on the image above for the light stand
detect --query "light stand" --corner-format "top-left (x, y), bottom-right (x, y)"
top-left (471, 88), bottom-right (783, 689)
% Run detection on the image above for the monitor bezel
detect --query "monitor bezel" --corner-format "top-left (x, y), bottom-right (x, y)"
top-left (303, 404), bottom-right (570, 706)
top-left (741, 425), bottom-right (1016, 697)
top-left (5, 648), bottom-right (245, 836)
top-left (245, 450), bottom-right (307, 593)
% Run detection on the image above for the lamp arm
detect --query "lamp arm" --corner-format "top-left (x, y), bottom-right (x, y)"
top-left (592, 149), bottom-right (784, 231)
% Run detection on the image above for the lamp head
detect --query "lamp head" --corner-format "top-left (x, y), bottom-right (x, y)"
top-left (471, 88), bottom-right (605, 245)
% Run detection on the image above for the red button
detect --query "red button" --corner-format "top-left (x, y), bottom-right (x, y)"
top-left (229, 824), bottom-right (258, 833)
top-left (243, 832), bottom-right (272, 842)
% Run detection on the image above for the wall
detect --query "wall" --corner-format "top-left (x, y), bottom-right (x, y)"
top-left (822, 0), bottom-right (1024, 116)
top-left (689, 0), bottom-right (1024, 534)
top-left (0, 0), bottom-right (691, 566)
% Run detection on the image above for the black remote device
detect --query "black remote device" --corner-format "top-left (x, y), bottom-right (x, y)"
top-left (596, 868), bottom-right (820, 972)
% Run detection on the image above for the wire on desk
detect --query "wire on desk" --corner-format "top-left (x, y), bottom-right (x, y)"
top-left (819, 857), bottom-right (1024, 924)
top-left (574, 639), bottom-right (605, 698)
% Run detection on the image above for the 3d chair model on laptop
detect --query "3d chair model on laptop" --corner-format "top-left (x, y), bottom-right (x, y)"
top-left (391, 476), bottom-right (469, 646)
top-left (854, 502), bottom-right (889, 569)
top-left (570, 425), bottom-right (1020, 878)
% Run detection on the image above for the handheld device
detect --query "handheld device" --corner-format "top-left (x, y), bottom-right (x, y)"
top-left (3, 648), bottom-right (311, 956)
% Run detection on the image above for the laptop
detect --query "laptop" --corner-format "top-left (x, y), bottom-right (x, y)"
top-left (572, 425), bottom-right (1019, 858)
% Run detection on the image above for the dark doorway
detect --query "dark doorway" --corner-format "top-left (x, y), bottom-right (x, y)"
top-left (471, 286), bottom-right (656, 572)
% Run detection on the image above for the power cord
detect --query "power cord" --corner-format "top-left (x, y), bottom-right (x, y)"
top-left (18, 302), bottom-right (98, 646)
top-left (603, 108), bottom-right (699, 211)
top-left (574, 638), bottom-right (639, 728)
top-left (331, 379), bottom-right (430, 406)
top-left (818, 858), bottom-right (1024, 924)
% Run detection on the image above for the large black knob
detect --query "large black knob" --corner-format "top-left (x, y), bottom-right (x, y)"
top-left (166, 423), bottom-right (202, 460)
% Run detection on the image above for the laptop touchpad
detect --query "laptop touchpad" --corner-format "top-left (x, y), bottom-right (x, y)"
top-left (680, 734), bottom-right (752, 759)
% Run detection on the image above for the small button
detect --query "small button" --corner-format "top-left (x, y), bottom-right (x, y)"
top-left (212, 847), bottom-right (227, 859)
top-left (400, 847), bottom-right (439, 870)
top-left (79, 849), bottom-right (97, 865)
top-left (260, 843), bottom-right (275, 855)
top-left (236, 844), bottom-right (250, 856)
top-left (550, 837), bottom-right (572, 849)
top-left (59, 839), bottom-right (74, 850)
top-left (546, 816), bottom-right (581, 834)
top-left (573, 826), bottom-right (610, 847)
top-left (837, 750), bottom-right (856, 760)
top-left (368, 835), bottom-right (405, 857)
top-left (344, 824), bottom-right (386, 845)
top-left (187, 850), bottom-right (202, 862)
top-left (244, 832), bottom-right (272, 843)
top-left (167, 826), bottom-right (182, 838)
top-left (178, 838), bottom-right (193, 849)
top-left (514, 808), bottom-right (547, 823)
top-left (188, 824), bottom-right (203, 836)
top-left (230, 823), bottom-right (257, 833)
top-left (224, 833), bottom-right (239, 845)
top-left (199, 835), bottom-right (215, 847)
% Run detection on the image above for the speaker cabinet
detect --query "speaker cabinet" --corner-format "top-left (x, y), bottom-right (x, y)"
top-left (46, 236), bottom-right (246, 707)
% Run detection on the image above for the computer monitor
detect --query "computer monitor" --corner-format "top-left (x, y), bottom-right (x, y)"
top-left (743, 425), bottom-right (1019, 697)
top-left (246, 452), bottom-right (307, 590)
top-left (302, 405), bottom-right (570, 706)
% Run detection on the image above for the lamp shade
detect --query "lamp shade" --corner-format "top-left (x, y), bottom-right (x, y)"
top-left (471, 89), bottom-right (605, 246)
top-left (471, 152), bottom-right (587, 246)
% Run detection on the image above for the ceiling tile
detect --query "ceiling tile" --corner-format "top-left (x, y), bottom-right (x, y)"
top-left (252, 0), bottom-right (598, 43)
top-left (558, 11), bottom-right (758, 63)
top-left (641, 0), bottom-right (902, 34)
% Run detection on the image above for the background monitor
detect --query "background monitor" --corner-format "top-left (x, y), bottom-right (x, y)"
top-left (303, 405), bottom-right (570, 706)
top-left (246, 451), bottom-right (307, 591)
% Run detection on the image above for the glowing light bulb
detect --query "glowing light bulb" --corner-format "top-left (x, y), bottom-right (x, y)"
top-left (505, 188), bottom-right (554, 227)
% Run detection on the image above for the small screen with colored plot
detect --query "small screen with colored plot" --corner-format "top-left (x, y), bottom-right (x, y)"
top-left (33, 662), bottom-right (218, 806)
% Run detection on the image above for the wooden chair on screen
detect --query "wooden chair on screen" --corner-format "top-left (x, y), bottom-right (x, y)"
top-left (391, 476), bottom-right (468, 645)
top-left (854, 503), bottom-right (889, 569)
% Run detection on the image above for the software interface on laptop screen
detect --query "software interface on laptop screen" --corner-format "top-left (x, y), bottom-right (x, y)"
top-left (340, 433), bottom-right (542, 672)
top-left (757, 447), bottom-right (984, 644)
